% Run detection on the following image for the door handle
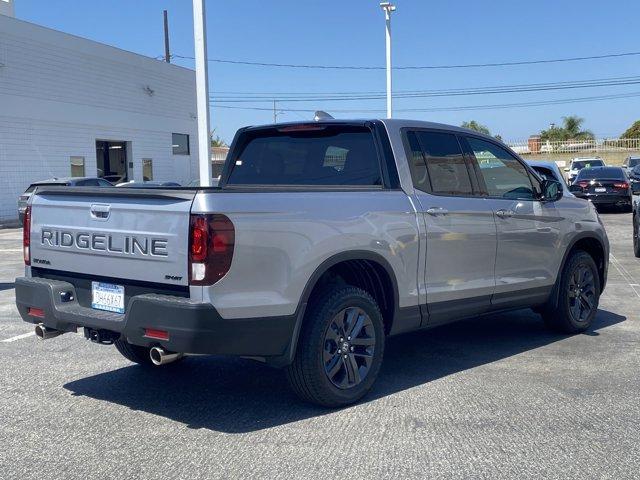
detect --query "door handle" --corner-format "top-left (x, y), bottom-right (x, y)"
top-left (495, 209), bottom-right (514, 219)
top-left (426, 207), bottom-right (448, 216)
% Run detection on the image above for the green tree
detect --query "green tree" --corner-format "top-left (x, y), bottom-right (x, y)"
top-left (621, 120), bottom-right (640, 139)
top-left (540, 116), bottom-right (594, 141)
top-left (210, 130), bottom-right (227, 148)
top-left (461, 120), bottom-right (491, 135)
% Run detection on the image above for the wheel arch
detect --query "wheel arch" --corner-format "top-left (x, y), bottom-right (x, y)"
top-left (276, 250), bottom-right (402, 367)
top-left (548, 233), bottom-right (608, 310)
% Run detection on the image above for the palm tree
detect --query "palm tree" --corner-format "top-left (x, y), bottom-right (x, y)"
top-left (562, 116), bottom-right (593, 140)
top-left (541, 116), bottom-right (594, 141)
top-left (210, 130), bottom-right (227, 148)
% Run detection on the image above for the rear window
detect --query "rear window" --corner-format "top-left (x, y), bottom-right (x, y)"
top-left (226, 125), bottom-right (382, 186)
top-left (576, 167), bottom-right (625, 180)
top-left (572, 159), bottom-right (604, 170)
top-left (628, 157), bottom-right (640, 168)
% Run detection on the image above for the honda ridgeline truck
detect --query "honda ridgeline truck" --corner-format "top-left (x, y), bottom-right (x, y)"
top-left (16, 119), bottom-right (609, 407)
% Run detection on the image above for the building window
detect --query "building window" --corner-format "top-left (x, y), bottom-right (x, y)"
top-left (70, 156), bottom-right (85, 177)
top-left (142, 158), bottom-right (153, 181)
top-left (172, 133), bottom-right (190, 155)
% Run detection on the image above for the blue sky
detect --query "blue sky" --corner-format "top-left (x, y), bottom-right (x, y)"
top-left (15, 0), bottom-right (640, 143)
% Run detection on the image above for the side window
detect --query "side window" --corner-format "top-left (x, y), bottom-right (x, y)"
top-left (467, 137), bottom-right (537, 200)
top-left (405, 131), bottom-right (430, 192)
top-left (409, 130), bottom-right (474, 196)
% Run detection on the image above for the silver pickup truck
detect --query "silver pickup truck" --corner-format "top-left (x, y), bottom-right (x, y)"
top-left (16, 119), bottom-right (609, 407)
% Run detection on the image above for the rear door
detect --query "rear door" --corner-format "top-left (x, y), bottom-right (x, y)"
top-left (463, 136), bottom-right (562, 307)
top-left (29, 188), bottom-right (195, 286)
top-left (404, 129), bottom-right (497, 323)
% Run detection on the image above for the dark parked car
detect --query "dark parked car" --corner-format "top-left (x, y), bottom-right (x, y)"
top-left (628, 164), bottom-right (640, 194)
top-left (569, 166), bottom-right (632, 212)
top-left (17, 177), bottom-right (113, 222)
top-left (622, 155), bottom-right (640, 176)
top-left (634, 196), bottom-right (640, 257)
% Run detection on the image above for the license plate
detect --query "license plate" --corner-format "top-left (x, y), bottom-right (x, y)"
top-left (595, 187), bottom-right (606, 193)
top-left (91, 282), bottom-right (125, 314)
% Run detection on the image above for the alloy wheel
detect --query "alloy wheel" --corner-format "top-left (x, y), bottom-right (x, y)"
top-left (568, 264), bottom-right (597, 323)
top-left (322, 307), bottom-right (376, 389)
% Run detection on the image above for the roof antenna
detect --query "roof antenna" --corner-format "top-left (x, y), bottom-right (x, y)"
top-left (314, 111), bottom-right (334, 121)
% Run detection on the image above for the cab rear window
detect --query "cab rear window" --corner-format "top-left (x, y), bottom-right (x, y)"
top-left (226, 125), bottom-right (382, 186)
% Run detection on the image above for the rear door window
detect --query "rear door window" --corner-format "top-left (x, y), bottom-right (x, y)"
top-left (226, 125), bottom-right (382, 186)
top-left (406, 130), bottom-right (474, 196)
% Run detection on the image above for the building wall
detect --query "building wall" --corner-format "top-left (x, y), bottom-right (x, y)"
top-left (0, 14), bottom-right (198, 223)
top-left (0, 0), bottom-right (14, 17)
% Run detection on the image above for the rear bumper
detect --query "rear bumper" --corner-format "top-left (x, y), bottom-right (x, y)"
top-left (15, 276), bottom-right (299, 362)
top-left (573, 193), bottom-right (632, 205)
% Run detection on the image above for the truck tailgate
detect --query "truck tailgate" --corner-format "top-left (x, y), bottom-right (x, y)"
top-left (29, 187), bottom-right (195, 287)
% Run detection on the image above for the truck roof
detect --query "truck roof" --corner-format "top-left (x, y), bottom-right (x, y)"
top-left (245, 118), bottom-right (498, 142)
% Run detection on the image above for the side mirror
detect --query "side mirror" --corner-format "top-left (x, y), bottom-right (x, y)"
top-left (541, 179), bottom-right (563, 202)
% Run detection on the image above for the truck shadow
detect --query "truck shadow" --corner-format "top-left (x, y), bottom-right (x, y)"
top-left (64, 308), bottom-right (625, 433)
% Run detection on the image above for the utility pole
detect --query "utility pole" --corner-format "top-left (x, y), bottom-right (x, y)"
top-left (192, 0), bottom-right (212, 186)
top-left (273, 100), bottom-right (277, 124)
top-left (163, 10), bottom-right (171, 63)
top-left (380, 2), bottom-right (396, 119)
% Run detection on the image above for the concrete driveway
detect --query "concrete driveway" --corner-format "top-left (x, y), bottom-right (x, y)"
top-left (0, 212), bottom-right (638, 479)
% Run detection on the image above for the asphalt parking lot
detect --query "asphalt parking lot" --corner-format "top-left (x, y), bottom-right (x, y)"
top-left (1, 212), bottom-right (639, 480)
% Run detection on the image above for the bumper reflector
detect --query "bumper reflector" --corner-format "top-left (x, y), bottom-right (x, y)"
top-left (28, 307), bottom-right (45, 318)
top-left (144, 328), bottom-right (169, 341)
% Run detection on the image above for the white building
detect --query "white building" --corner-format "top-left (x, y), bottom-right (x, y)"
top-left (0, 1), bottom-right (198, 223)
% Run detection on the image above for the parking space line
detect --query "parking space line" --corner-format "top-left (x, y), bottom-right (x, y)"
top-left (0, 248), bottom-right (23, 252)
top-left (1, 331), bottom-right (35, 343)
top-left (609, 253), bottom-right (640, 298)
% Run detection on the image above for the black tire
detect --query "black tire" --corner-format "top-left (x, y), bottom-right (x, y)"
top-left (114, 338), bottom-right (154, 366)
top-left (542, 250), bottom-right (600, 334)
top-left (286, 286), bottom-right (385, 408)
top-left (633, 212), bottom-right (640, 258)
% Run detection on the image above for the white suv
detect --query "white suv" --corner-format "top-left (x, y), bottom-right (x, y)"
top-left (565, 157), bottom-right (606, 184)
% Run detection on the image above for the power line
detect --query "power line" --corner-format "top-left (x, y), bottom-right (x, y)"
top-left (172, 50), bottom-right (640, 70)
top-left (211, 91), bottom-right (640, 113)
top-left (209, 75), bottom-right (640, 103)
top-left (209, 75), bottom-right (640, 98)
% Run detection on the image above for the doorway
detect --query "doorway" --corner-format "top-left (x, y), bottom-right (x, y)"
top-left (96, 140), bottom-right (128, 184)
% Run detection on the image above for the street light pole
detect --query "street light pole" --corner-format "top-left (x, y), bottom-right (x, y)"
top-left (192, 0), bottom-right (212, 187)
top-left (380, 2), bottom-right (396, 119)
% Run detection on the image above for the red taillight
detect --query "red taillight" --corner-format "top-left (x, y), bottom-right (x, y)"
top-left (188, 214), bottom-right (235, 285)
top-left (144, 328), bottom-right (169, 341)
top-left (277, 124), bottom-right (327, 132)
top-left (28, 307), bottom-right (44, 318)
top-left (23, 206), bottom-right (31, 265)
top-left (190, 216), bottom-right (209, 262)
top-left (577, 181), bottom-right (590, 189)
top-left (613, 182), bottom-right (629, 189)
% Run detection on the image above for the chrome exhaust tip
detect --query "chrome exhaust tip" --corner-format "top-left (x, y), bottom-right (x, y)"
top-left (149, 346), bottom-right (183, 366)
top-left (34, 323), bottom-right (63, 340)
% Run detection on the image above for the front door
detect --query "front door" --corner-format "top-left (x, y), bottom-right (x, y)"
top-left (405, 130), bottom-right (497, 324)
top-left (96, 140), bottom-right (128, 184)
top-left (464, 136), bottom-right (561, 308)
